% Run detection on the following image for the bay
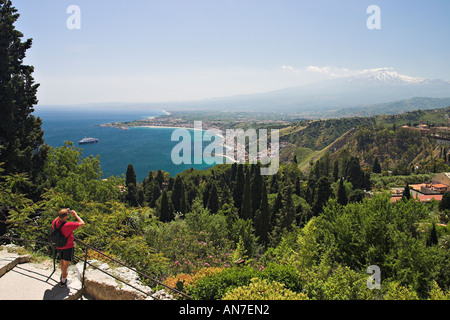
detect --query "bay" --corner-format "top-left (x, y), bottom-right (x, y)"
top-left (34, 107), bottom-right (217, 182)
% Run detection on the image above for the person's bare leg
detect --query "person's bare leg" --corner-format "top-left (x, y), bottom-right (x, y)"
top-left (60, 259), bottom-right (64, 279)
top-left (61, 260), bottom-right (70, 282)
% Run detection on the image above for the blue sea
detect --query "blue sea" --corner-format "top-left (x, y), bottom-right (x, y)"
top-left (34, 107), bottom-right (217, 182)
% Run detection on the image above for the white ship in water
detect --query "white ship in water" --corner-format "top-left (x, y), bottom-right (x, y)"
top-left (78, 137), bottom-right (99, 145)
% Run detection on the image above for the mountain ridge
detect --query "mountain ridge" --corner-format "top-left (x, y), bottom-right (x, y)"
top-left (156, 68), bottom-right (450, 114)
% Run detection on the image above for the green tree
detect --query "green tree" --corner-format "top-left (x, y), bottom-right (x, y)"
top-left (241, 170), bottom-right (252, 220)
top-left (346, 157), bottom-right (364, 190)
top-left (372, 157), bottom-right (382, 174)
top-left (251, 162), bottom-right (263, 215)
top-left (233, 164), bottom-right (245, 213)
top-left (171, 175), bottom-right (187, 214)
top-left (159, 191), bottom-right (174, 223)
top-left (271, 190), bottom-right (283, 227)
top-left (270, 184), bottom-right (296, 246)
top-left (439, 192), bottom-right (450, 211)
top-left (156, 169), bottom-right (164, 189)
top-left (337, 178), bottom-right (348, 206)
top-left (207, 182), bottom-right (220, 215)
top-left (126, 183), bottom-right (139, 207)
top-left (125, 164), bottom-right (137, 187)
top-left (269, 172), bottom-right (279, 194)
top-left (402, 183), bottom-right (411, 201)
top-left (255, 181), bottom-right (271, 245)
top-left (145, 179), bottom-right (161, 208)
top-left (427, 223), bottom-right (439, 247)
top-left (333, 160), bottom-right (339, 182)
top-left (0, 0), bottom-right (48, 192)
top-left (312, 177), bottom-right (333, 215)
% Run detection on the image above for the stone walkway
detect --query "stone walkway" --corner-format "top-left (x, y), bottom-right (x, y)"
top-left (0, 248), bottom-right (83, 300)
top-left (0, 246), bottom-right (176, 300)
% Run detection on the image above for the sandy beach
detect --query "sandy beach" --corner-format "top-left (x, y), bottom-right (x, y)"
top-left (132, 125), bottom-right (237, 163)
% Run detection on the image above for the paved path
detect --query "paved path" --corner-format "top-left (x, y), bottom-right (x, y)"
top-left (0, 249), bottom-right (83, 300)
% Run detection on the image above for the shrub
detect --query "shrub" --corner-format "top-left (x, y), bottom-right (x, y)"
top-left (381, 282), bottom-right (419, 300)
top-left (427, 281), bottom-right (450, 300)
top-left (222, 278), bottom-right (309, 300)
top-left (299, 264), bottom-right (374, 300)
top-left (186, 266), bottom-right (260, 300)
top-left (164, 267), bottom-right (224, 289)
top-left (261, 263), bottom-right (303, 293)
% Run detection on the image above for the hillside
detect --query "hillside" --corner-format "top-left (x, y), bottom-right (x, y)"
top-left (146, 69), bottom-right (450, 114)
top-left (280, 106), bottom-right (450, 172)
top-left (318, 97), bottom-right (450, 118)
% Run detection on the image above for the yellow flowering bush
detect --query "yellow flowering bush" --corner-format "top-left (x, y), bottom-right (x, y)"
top-left (222, 278), bottom-right (309, 300)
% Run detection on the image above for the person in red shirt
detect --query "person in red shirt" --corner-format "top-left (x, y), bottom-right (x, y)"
top-left (52, 208), bottom-right (85, 287)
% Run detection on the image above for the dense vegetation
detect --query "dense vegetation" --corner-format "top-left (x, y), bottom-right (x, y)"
top-left (2, 141), bottom-right (449, 300)
top-left (1, 0), bottom-right (449, 301)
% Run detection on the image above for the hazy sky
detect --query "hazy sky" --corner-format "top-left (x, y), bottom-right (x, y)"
top-left (13, 0), bottom-right (450, 106)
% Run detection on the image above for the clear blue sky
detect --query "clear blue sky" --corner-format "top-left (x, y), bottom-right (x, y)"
top-left (12, 0), bottom-right (450, 105)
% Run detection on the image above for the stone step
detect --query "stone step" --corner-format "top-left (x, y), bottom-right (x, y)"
top-left (0, 249), bottom-right (31, 278)
top-left (0, 248), bottom-right (83, 300)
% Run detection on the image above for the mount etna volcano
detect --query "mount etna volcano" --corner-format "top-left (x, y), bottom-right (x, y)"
top-left (160, 68), bottom-right (450, 115)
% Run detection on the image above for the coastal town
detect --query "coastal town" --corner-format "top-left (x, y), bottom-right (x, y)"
top-left (99, 112), bottom-right (289, 165)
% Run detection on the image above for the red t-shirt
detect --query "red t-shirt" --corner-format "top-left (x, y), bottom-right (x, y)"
top-left (52, 219), bottom-right (80, 250)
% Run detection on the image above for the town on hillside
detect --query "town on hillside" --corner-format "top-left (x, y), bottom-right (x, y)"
top-left (391, 172), bottom-right (450, 205)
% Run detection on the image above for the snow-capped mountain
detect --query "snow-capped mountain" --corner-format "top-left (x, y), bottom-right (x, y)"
top-left (160, 68), bottom-right (450, 114)
top-left (347, 68), bottom-right (426, 84)
top-left (343, 68), bottom-right (447, 85)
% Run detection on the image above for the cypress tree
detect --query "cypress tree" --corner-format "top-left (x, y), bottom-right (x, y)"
top-left (172, 176), bottom-right (187, 214)
top-left (295, 178), bottom-right (301, 197)
top-left (202, 182), bottom-right (210, 208)
top-left (251, 162), bottom-right (263, 215)
top-left (333, 160), bottom-right (339, 182)
top-left (147, 180), bottom-right (161, 208)
top-left (271, 190), bottom-right (283, 227)
top-left (160, 191), bottom-right (174, 222)
top-left (125, 164), bottom-right (137, 187)
top-left (167, 177), bottom-right (174, 191)
top-left (255, 181), bottom-right (271, 245)
top-left (241, 170), bottom-right (252, 220)
top-left (312, 177), bottom-right (333, 215)
top-left (156, 169), bottom-right (164, 189)
top-left (427, 223), bottom-right (439, 246)
top-left (126, 183), bottom-right (139, 207)
top-left (402, 183), bottom-right (411, 201)
top-left (207, 182), bottom-right (220, 214)
top-left (346, 157), bottom-right (364, 190)
top-left (270, 184), bottom-right (296, 247)
top-left (0, 0), bottom-right (48, 190)
top-left (372, 157), bottom-right (382, 174)
top-left (439, 192), bottom-right (450, 211)
top-left (233, 164), bottom-right (245, 213)
top-left (269, 172), bottom-right (279, 194)
top-left (220, 184), bottom-right (234, 208)
top-left (337, 178), bottom-right (348, 206)
top-left (231, 162), bottom-right (237, 181)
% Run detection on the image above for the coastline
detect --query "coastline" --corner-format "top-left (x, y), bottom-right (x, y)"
top-left (133, 125), bottom-right (203, 131)
top-left (131, 125), bottom-right (237, 164)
